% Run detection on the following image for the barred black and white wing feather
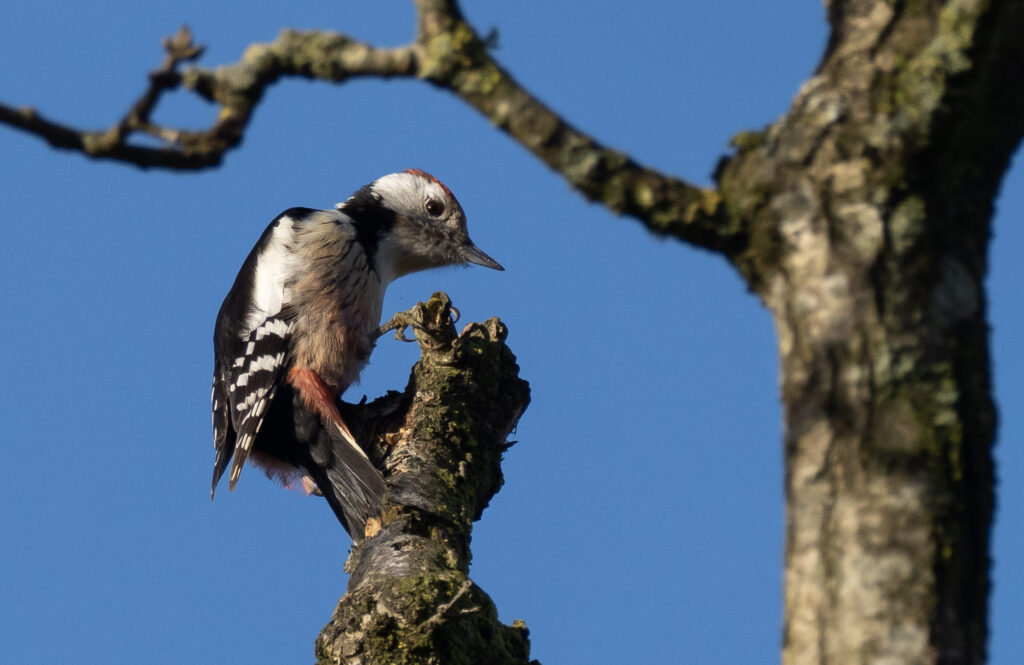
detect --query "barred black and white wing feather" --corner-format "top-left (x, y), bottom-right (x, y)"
top-left (221, 317), bottom-right (291, 491)
top-left (211, 209), bottom-right (306, 498)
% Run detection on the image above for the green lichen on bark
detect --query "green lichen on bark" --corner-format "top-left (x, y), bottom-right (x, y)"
top-left (315, 293), bottom-right (536, 665)
top-left (710, 2), bottom-right (1021, 663)
top-left (317, 571), bottom-right (533, 665)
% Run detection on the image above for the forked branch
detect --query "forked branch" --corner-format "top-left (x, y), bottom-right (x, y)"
top-left (0, 2), bottom-right (739, 255)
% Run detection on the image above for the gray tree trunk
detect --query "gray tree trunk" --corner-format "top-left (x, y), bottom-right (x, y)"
top-left (713, 4), bottom-right (1023, 662)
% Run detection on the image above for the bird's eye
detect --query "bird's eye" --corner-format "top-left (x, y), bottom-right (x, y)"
top-left (425, 199), bottom-right (445, 217)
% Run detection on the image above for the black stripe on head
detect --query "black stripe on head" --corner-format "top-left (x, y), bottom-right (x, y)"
top-left (339, 186), bottom-right (397, 265)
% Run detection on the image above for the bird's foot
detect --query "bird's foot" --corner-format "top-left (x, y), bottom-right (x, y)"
top-left (377, 292), bottom-right (458, 350)
top-left (377, 311), bottom-right (420, 343)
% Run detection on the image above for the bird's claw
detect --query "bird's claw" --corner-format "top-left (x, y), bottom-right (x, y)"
top-left (377, 314), bottom-right (419, 343)
top-left (378, 311), bottom-right (452, 349)
top-left (378, 294), bottom-right (459, 351)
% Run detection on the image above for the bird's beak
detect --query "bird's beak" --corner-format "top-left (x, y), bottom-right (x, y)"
top-left (461, 243), bottom-right (504, 271)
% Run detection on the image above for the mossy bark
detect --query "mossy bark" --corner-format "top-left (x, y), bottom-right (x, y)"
top-left (714, 2), bottom-right (1024, 663)
top-left (314, 293), bottom-right (536, 665)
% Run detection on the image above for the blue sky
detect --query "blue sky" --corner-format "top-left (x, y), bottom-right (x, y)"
top-left (1, 3), bottom-right (1020, 664)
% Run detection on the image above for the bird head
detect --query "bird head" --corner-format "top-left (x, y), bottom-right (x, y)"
top-left (339, 169), bottom-right (503, 283)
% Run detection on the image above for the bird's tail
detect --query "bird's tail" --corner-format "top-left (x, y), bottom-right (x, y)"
top-left (260, 383), bottom-right (387, 540)
top-left (304, 426), bottom-right (387, 540)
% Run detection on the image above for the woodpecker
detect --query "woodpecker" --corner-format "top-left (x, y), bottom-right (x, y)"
top-left (211, 169), bottom-right (502, 538)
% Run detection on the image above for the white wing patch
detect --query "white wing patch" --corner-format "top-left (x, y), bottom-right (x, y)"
top-left (245, 216), bottom-right (299, 333)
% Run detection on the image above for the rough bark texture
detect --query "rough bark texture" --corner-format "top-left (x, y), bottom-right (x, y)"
top-left (715, 2), bottom-right (1024, 663)
top-left (315, 293), bottom-right (535, 665)
top-left (3, 2), bottom-right (1024, 664)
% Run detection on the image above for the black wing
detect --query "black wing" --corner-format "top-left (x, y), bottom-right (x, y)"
top-left (210, 371), bottom-right (234, 499)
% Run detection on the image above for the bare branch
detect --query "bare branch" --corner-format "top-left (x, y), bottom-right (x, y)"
top-left (410, 0), bottom-right (735, 252)
top-left (0, 5), bottom-right (741, 255)
top-left (0, 27), bottom-right (417, 170)
top-left (0, 26), bottom-right (225, 169)
top-left (0, 100), bottom-right (222, 170)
